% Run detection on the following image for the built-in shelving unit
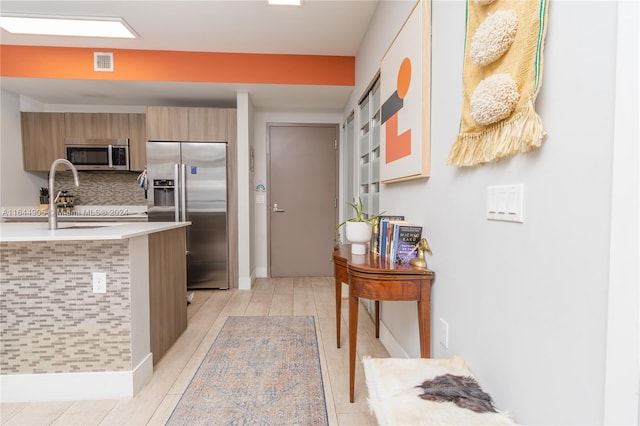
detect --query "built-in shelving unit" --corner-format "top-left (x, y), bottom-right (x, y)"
top-left (357, 78), bottom-right (381, 219)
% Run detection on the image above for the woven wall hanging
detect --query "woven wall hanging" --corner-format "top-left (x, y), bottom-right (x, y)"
top-left (448, 0), bottom-right (549, 167)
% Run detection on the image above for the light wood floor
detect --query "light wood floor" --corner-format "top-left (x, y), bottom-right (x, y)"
top-left (1, 277), bottom-right (389, 425)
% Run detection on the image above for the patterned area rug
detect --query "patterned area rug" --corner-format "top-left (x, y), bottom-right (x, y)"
top-left (167, 316), bottom-right (328, 425)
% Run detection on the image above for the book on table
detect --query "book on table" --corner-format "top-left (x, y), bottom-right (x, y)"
top-left (381, 218), bottom-right (407, 259)
top-left (393, 224), bottom-right (423, 264)
top-left (372, 215), bottom-right (404, 256)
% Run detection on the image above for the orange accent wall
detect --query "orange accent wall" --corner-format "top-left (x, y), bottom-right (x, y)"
top-left (0, 45), bottom-right (355, 86)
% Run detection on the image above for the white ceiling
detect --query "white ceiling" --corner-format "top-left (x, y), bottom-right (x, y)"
top-left (0, 0), bottom-right (379, 109)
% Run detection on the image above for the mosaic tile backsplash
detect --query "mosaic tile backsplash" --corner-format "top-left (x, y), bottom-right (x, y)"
top-left (0, 240), bottom-right (132, 374)
top-left (54, 171), bottom-right (146, 206)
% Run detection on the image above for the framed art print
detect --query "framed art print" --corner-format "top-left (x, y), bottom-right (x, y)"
top-left (380, 0), bottom-right (431, 182)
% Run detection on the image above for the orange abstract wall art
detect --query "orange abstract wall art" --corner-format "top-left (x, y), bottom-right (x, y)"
top-left (381, 57), bottom-right (413, 164)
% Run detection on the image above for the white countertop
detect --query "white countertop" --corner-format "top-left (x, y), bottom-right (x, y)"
top-left (1, 205), bottom-right (148, 222)
top-left (0, 221), bottom-right (190, 242)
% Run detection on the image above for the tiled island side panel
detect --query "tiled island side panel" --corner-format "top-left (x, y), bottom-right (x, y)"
top-left (0, 240), bottom-right (132, 375)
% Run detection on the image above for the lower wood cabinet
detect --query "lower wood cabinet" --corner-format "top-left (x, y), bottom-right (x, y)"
top-left (148, 227), bottom-right (187, 364)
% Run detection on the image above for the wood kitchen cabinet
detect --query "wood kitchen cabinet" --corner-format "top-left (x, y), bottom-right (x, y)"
top-left (21, 112), bottom-right (66, 171)
top-left (128, 113), bottom-right (147, 171)
top-left (187, 107), bottom-right (230, 141)
top-left (21, 111), bottom-right (147, 172)
top-left (146, 106), bottom-right (232, 142)
top-left (66, 112), bottom-right (147, 170)
top-left (65, 113), bottom-right (130, 139)
top-left (146, 106), bottom-right (189, 141)
top-left (148, 226), bottom-right (187, 363)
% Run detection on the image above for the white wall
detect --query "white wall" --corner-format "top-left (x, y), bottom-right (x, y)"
top-left (343, 0), bottom-right (637, 424)
top-left (0, 91), bottom-right (48, 206)
top-left (603, 0), bottom-right (639, 423)
top-left (252, 110), bottom-right (343, 278)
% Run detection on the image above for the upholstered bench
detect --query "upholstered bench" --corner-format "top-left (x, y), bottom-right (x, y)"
top-left (363, 356), bottom-right (516, 425)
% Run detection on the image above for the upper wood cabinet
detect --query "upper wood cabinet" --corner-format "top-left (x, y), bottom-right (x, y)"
top-left (128, 113), bottom-right (147, 172)
top-left (147, 106), bottom-right (233, 142)
top-left (146, 107), bottom-right (189, 141)
top-left (21, 112), bottom-right (66, 171)
top-left (187, 108), bottom-right (229, 142)
top-left (21, 112), bottom-right (147, 172)
top-left (65, 113), bottom-right (130, 139)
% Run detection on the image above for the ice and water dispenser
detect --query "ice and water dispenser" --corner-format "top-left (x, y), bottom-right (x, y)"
top-left (153, 179), bottom-right (175, 206)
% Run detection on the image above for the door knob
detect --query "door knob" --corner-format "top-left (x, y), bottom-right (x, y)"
top-left (273, 203), bottom-right (285, 212)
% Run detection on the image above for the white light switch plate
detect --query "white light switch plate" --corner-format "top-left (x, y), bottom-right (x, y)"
top-left (487, 184), bottom-right (524, 222)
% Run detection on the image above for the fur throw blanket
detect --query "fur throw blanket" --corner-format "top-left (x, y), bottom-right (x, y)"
top-left (363, 356), bottom-right (516, 425)
top-left (417, 373), bottom-right (496, 413)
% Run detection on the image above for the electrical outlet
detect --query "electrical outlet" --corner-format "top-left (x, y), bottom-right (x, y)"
top-left (439, 318), bottom-right (449, 349)
top-left (92, 272), bottom-right (106, 293)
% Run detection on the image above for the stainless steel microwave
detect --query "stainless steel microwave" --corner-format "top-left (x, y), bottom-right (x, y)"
top-left (65, 138), bottom-right (130, 171)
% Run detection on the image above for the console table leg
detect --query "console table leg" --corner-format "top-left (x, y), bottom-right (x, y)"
top-left (335, 278), bottom-right (342, 348)
top-left (375, 300), bottom-right (380, 338)
top-left (417, 297), bottom-right (431, 358)
top-left (349, 294), bottom-right (359, 403)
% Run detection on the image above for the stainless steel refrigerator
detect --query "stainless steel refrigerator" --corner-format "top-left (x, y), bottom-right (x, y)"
top-left (146, 141), bottom-right (228, 290)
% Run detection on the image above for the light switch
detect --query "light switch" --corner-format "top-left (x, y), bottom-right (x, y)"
top-left (487, 184), bottom-right (524, 223)
top-left (506, 192), bottom-right (517, 214)
top-left (496, 190), bottom-right (507, 213)
top-left (488, 189), bottom-right (498, 213)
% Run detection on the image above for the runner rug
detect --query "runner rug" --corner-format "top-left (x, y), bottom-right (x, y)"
top-left (167, 315), bottom-right (328, 426)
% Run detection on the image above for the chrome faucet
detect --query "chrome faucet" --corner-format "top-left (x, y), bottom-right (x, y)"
top-left (48, 159), bottom-right (80, 230)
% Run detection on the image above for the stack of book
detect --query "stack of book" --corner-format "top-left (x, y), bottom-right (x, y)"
top-left (371, 215), bottom-right (423, 264)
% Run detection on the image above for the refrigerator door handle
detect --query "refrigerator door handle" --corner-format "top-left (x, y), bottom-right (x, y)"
top-left (174, 163), bottom-right (180, 222)
top-left (180, 164), bottom-right (187, 222)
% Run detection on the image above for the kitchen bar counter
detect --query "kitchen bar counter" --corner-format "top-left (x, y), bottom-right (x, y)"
top-left (0, 221), bottom-right (189, 403)
top-left (0, 221), bottom-right (187, 242)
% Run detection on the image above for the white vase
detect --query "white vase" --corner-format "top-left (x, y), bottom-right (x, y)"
top-left (345, 221), bottom-right (372, 255)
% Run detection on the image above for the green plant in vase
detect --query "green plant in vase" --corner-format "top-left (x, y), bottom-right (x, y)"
top-left (336, 198), bottom-right (385, 254)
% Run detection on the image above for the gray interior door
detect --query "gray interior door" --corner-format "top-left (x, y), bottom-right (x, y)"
top-left (269, 124), bottom-right (338, 277)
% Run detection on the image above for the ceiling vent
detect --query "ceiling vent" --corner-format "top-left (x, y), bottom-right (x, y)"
top-left (94, 52), bottom-right (114, 72)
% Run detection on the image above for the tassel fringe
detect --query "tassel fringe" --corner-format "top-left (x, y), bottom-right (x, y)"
top-left (447, 98), bottom-right (547, 167)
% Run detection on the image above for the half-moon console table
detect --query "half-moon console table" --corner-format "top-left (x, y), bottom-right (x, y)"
top-left (332, 244), bottom-right (435, 403)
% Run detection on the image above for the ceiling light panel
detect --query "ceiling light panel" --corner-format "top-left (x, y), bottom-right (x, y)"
top-left (0, 14), bottom-right (138, 38)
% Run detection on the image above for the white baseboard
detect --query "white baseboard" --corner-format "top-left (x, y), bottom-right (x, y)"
top-left (379, 321), bottom-right (410, 359)
top-left (255, 267), bottom-right (268, 278)
top-left (238, 274), bottom-right (253, 290)
top-left (0, 353), bottom-right (153, 403)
